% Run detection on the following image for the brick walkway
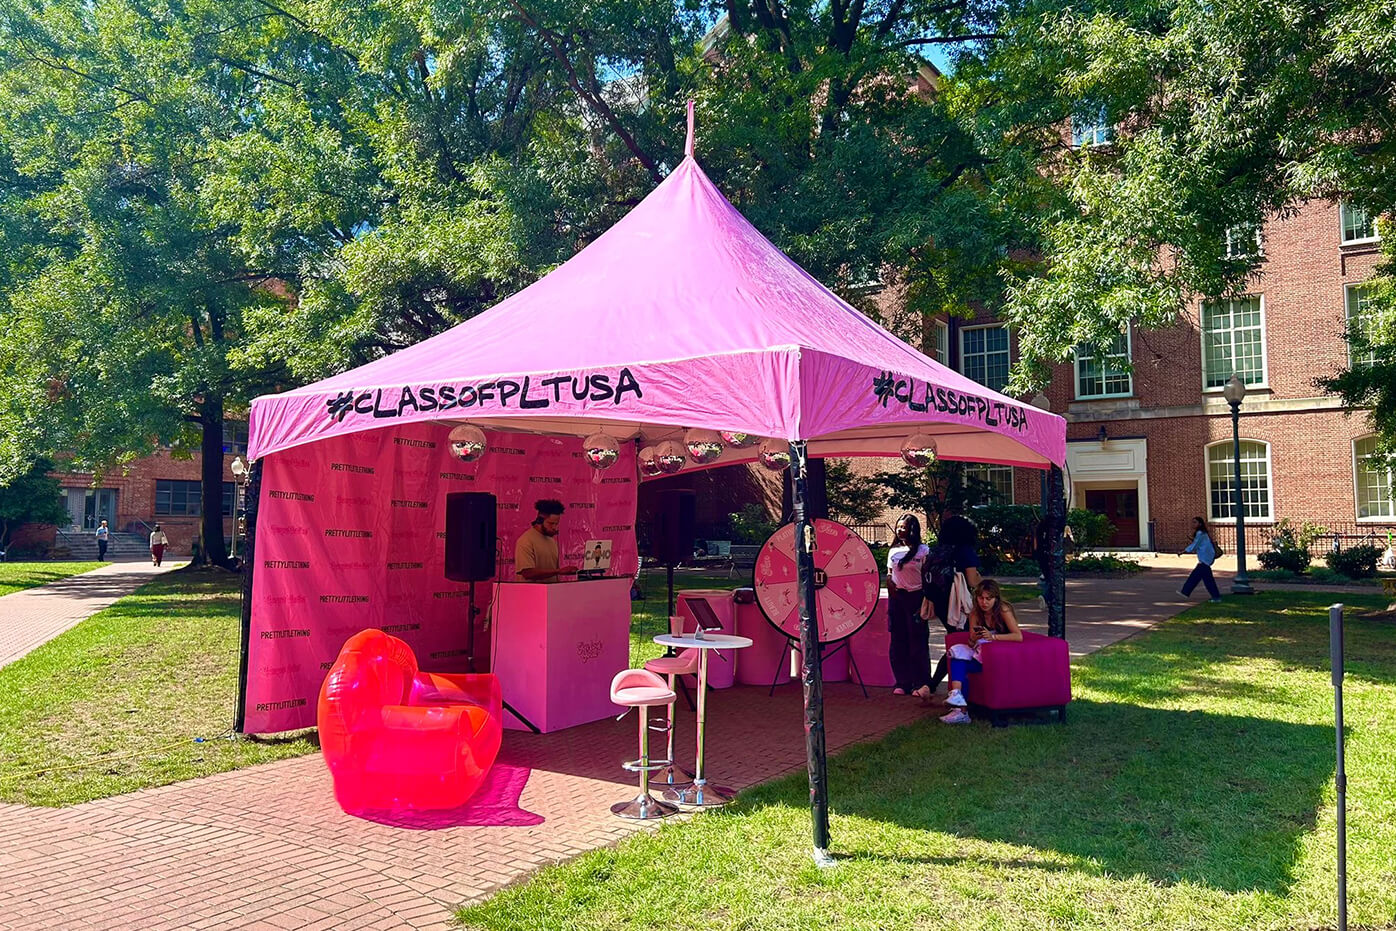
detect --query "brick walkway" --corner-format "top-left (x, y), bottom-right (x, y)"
top-left (0, 564), bottom-right (1196, 931)
top-left (0, 560), bottom-right (181, 669)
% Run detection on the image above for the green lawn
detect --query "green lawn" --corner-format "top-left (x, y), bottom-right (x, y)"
top-left (0, 561), bottom-right (108, 597)
top-left (0, 570), bottom-right (315, 806)
top-left (458, 591), bottom-right (1396, 931)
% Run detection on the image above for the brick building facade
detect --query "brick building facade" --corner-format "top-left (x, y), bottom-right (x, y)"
top-left (41, 432), bottom-right (246, 557)
top-left (864, 198), bottom-right (1396, 552)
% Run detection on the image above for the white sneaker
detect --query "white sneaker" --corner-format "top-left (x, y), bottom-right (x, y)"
top-left (945, 688), bottom-right (966, 708)
top-left (940, 709), bottom-right (971, 725)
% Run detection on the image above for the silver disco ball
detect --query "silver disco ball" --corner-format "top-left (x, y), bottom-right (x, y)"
top-left (654, 439), bottom-right (687, 474)
top-left (719, 430), bottom-right (755, 449)
top-left (638, 445), bottom-right (663, 477)
top-left (582, 432), bottom-right (620, 470)
top-left (757, 437), bottom-right (792, 472)
top-left (684, 428), bottom-right (724, 465)
top-left (447, 424), bottom-right (487, 463)
top-left (900, 433), bottom-right (938, 468)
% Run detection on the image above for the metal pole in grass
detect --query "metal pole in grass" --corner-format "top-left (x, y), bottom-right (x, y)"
top-left (1330, 602), bottom-right (1347, 931)
top-left (232, 458), bottom-right (263, 736)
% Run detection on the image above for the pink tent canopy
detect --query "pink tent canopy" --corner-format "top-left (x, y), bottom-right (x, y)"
top-left (247, 156), bottom-right (1065, 469)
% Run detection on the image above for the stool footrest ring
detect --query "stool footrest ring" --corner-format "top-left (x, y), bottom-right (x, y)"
top-left (622, 756), bottom-right (672, 773)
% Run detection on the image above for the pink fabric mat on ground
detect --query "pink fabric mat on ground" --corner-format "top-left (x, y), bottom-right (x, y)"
top-left (345, 762), bottom-right (544, 829)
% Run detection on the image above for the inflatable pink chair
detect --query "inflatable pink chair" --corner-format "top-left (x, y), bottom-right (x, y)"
top-left (318, 629), bottom-right (503, 812)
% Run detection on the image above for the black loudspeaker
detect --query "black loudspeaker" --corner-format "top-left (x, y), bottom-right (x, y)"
top-left (445, 492), bottom-right (497, 582)
top-left (652, 488), bottom-right (696, 566)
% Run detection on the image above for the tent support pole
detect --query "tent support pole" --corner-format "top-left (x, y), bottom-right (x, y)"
top-left (790, 442), bottom-right (832, 864)
top-left (233, 458), bottom-right (263, 735)
top-left (1045, 465), bottom-right (1067, 640)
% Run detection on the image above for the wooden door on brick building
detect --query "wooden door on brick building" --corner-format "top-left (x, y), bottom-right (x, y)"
top-left (1084, 488), bottom-right (1140, 548)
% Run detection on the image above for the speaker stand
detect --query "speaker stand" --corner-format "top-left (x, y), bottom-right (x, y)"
top-left (466, 579), bottom-right (541, 734)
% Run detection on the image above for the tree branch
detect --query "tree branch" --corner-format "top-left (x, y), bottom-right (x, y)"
top-left (506, 0), bottom-right (662, 182)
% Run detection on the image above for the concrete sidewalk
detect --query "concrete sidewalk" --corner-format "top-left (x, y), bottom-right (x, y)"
top-left (0, 564), bottom-right (1197, 931)
top-left (0, 560), bottom-right (183, 669)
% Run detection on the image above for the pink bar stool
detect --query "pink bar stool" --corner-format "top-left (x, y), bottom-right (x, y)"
top-left (609, 668), bottom-right (680, 820)
top-left (644, 617), bottom-right (699, 788)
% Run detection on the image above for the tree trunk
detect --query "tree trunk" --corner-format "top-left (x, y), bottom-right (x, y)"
top-left (199, 396), bottom-right (230, 567)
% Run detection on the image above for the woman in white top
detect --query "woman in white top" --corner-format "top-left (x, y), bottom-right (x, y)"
top-left (149, 523), bottom-right (170, 567)
top-left (885, 514), bottom-right (932, 701)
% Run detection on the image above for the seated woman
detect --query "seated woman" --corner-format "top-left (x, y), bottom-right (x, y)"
top-left (940, 579), bottom-right (1022, 725)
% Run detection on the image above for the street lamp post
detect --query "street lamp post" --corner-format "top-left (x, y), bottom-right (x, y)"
top-left (1222, 375), bottom-right (1255, 594)
top-left (230, 456), bottom-right (248, 562)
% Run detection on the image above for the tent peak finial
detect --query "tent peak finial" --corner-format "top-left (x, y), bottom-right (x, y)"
top-left (685, 100), bottom-right (695, 158)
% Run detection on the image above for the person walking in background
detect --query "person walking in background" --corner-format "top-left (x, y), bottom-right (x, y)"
top-left (1178, 516), bottom-right (1222, 602)
top-left (95, 520), bottom-right (109, 561)
top-left (885, 514), bottom-right (933, 702)
top-left (149, 523), bottom-right (169, 567)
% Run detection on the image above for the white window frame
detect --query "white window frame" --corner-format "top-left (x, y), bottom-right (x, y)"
top-left (932, 320), bottom-right (949, 366)
top-left (1340, 203), bottom-right (1380, 245)
top-left (1074, 329), bottom-right (1133, 400)
top-left (1224, 223), bottom-right (1264, 260)
top-left (963, 463), bottom-right (1015, 504)
top-left (959, 323), bottom-right (1012, 393)
top-left (1199, 295), bottom-right (1269, 392)
top-left (1071, 106), bottom-right (1112, 148)
top-left (1205, 439), bottom-right (1274, 524)
top-left (1345, 282), bottom-right (1380, 368)
top-left (1353, 434), bottom-right (1396, 521)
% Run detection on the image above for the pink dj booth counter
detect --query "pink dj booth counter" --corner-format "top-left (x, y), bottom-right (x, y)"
top-left (491, 579), bottom-right (632, 732)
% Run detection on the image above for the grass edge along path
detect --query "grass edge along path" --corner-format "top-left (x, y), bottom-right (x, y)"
top-left (0, 570), bottom-right (315, 807)
top-left (0, 561), bottom-right (110, 597)
top-left (458, 591), bottom-right (1396, 931)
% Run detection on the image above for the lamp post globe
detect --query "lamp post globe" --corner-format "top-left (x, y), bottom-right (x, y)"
top-left (1223, 375), bottom-right (1254, 594)
top-left (230, 457), bottom-right (248, 561)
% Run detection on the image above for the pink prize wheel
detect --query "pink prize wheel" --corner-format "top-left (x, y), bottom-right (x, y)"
top-left (753, 520), bottom-right (880, 683)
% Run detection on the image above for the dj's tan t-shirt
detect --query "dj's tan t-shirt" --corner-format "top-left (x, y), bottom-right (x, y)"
top-left (514, 526), bottom-right (560, 580)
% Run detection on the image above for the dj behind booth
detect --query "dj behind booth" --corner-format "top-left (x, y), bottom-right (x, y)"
top-left (448, 494), bottom-right (631, 734)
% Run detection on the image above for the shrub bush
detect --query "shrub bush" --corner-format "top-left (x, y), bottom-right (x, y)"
top-left (1067, 509), bottom-right (1114, 551)
top-left (1256, 519), bottom-right (1327, 573)
top-left (1327, 544), bottom-right (1381, 579)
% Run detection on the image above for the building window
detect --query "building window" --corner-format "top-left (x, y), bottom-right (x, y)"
top-left (1207, 440), bottom-right (1272, 522)
top-left (1354, 436), bottom-right (1394, 520)
top-left (1346, 282), bottom-right (1381, 367)
top-left (1340, 203), bottom-right (1379, 244)
top-left (964, 463), bottom-right (1014, 503)
top-left (1071, 106), bottom-right (1112, 148)
top-left (1225, 224), bottom-right (1263, 259)
top-left (155, 480), bottom-right (237, 517)
top-left (932, 320), bottom-right (949, 366)
top-left (1075, 331), bottom-right (1132, 399)
top-left (222, 421), bottom-right (249, 455)
top-left (1201, 296), bottom-right (1266, 389)
top-left (960, 325), bottom-right (1011, 393)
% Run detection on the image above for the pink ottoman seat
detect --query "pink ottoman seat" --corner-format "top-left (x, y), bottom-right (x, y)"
top-left (945, 630), bottom-right (1071, 726)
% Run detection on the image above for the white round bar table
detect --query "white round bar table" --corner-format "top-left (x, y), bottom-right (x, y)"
top-left (653, 631), bottom-right (752, 807)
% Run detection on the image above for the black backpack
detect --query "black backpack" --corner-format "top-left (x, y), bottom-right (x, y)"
top-left (922, 543), bottom-right (957, 597)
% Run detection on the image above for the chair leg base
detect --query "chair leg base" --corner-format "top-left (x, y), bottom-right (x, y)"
top-left (664, 779), bottom-right (734, 807)
top-left (657, 764), bottom-right (694, 788)
top-left (611, 793), bottom-right (680, 820)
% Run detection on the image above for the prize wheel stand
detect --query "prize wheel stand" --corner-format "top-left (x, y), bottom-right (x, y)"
top-left (753, 519), bottom-right (880, 697)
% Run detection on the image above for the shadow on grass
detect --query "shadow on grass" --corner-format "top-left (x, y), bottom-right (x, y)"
top-left (768, 697), bottom-right (1332, 896)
